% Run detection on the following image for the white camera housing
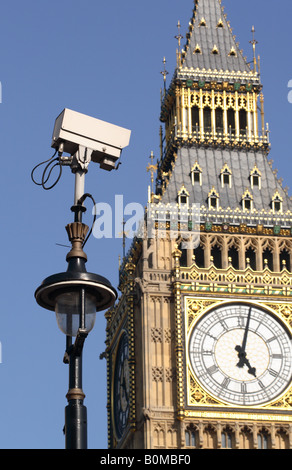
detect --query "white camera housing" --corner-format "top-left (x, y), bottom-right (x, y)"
top-left (51, 108), bottom-right (131, 171)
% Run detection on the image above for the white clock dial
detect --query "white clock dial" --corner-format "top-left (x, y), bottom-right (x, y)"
top-left (188, 303), bottom-right (292, 406)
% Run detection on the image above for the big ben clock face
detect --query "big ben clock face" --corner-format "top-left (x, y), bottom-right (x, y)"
top-left (188, 303), bottom-right (292, 406)
top-left (113, 333), bottom-right (130, 439)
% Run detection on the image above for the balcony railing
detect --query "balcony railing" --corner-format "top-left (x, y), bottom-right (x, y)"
top-left (179, 261), bottom-right (292, 299)
top-left (172, 125), bottom-right (269, 147)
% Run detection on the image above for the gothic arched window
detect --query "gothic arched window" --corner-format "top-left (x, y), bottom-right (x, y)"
top-left (191, 106), bottom-right (200, 132)
top-left (242, 189), bottom-right (253, 211)
top-left (178, 185), bottom-right (189, 208)
top-left (250, 166), bottom-right (262, 189)
top-left (246, 247), bottom-right (256, 270)
top-left (239, 109), bottom-right (247, 134)
top-left (191, 162), bottom-right (202, 186)
top-left (221, 428), bottom-right (233, 449)
top-left (257, 431), bottom-right (270, 449)
top-left (215, 107), bottom-right (224, 134)
top-left (211, 244), bottom-right (222, 269)
top-left (228, 246), bottom-right (239, 270)
top-left (185, 426), bottom-right (197, 448)
top-left (208, 187), bottom-right (219, 210)
top-left (227, 109), bottom-right (235, 135)
top-left (272, 190), bottom-right (283, 213)
top-left (203, 107), bottom-right (212, 133)
top-left (280, 248), bottom-right (291, 271)
top-left (263, 247), bottom-right (273, 271)
top-left (220, 163), bottom-right (232, 188)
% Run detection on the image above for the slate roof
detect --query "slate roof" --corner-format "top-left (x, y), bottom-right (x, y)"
top-left (160, 146), bottom-right (292, 214)
top-left (157, 0), bottom-right (292, 217)
top-left (181, 0), bottom-right (250, 73)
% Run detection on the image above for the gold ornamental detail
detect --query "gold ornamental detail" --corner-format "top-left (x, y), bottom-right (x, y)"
top-left (264, 302), bottom-right (292, 329)
top-left (188, 373), bottom-right (221, 406)
top-left (268, 389), bottom-right (292, 409)
top-left (185, 297), bottom-right (219, 332)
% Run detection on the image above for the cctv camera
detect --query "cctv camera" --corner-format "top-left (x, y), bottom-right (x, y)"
top-left (51, 108), bottom-right (131, 171)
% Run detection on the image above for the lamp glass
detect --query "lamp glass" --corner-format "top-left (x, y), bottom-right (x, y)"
top-left (55, 291), bottom-right (96, 336)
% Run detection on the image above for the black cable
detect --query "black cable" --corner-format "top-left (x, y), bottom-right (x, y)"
top-left (31, 150), bottom-right (57, 185)
top-left (31, 149), bottom-right (63, 190)
top-left (77, 193), bottom-right (97, 247)
top-left (41, 159), bottom-right (62, 190)
top-left (32, 154), bottom-right (97, 246)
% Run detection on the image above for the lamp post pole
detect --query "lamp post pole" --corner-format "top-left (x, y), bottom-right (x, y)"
top-left (63, 285), bottom-right (88, 449)
top-left (65, 350), bottom-right (87, 449)
top-left (64, 324), bottom-right (87, 448)
top-left (35, 210), bottom-right (117, 449)
top-left (63, 169), bottom-right (89, 449)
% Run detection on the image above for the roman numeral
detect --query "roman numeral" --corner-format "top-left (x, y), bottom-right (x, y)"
top-left (258, 380), bottom-right (265, 389)
top-left (203, 350), bottom-right (213, 356)
top-left (207, 365), bottom-right (218, 375)
top-left (272, 354), bottom-right (283, 359)
top-left (266, 336), bottom-right (277, 343)
top-left (221, 378), bottom-right (230, 389)
top-left (220, 320), bottom-right (228, 331)
top-left (238, 316), bottom-right (245, 328)
top-left (268, 369), bottom-right (278, 377)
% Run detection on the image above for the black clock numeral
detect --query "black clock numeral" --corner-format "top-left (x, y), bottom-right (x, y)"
top-left (266, 336), bottom-right (277, 343)
top-left (220, 320), bottom-right (228, 331)
top-left (203, 350), bottom-right (213, 356)
top-left (268, 369), bottom-right (278, 378)
top-left (221, 377), bottom-right (230, 389)
top-left (257, 379), bottom-right (270, 398)
top-left (207, 365), bottom-right (218, 375)
top-left (207, 332), bottom-right (217, 340)
top-left (238, 316), bottom-right (245, 328)
top-left (258, 380), bottom-right (264, 389)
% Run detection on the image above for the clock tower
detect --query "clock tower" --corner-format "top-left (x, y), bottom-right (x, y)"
top-left (106, 0), bottom-right (292, 449)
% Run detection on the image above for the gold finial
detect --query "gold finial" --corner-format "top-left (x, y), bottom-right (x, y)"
top-left (118, 218), bottom-right (129, 260)
top-left (175, 20), bottom-right (184, 68)
top-left (159, 125), bottom-right (163, 161)
top-left (160, 57), bottom-right (169, 97)
top-left (147, 151), bottom-right (157, 203)
top-left (249, 26), bottom-right (258, 73)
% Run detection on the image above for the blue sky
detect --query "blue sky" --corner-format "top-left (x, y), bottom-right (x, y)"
top-left (0, 0), bottom-right (291, 449)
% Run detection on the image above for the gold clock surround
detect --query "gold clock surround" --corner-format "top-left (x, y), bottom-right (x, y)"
top-left (185, 296), bottom-right (292, 417)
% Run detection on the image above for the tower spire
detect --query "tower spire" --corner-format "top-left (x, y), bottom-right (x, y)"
top-left (250, 25), bottom-right (258, 73)
top-left (160, 0), bottom-right (267, 154)
top-left (160, 57), bottom-right (169, 99)
top-left (175, 20), bottom-right (184, 68)
top-left (118, 218), bottom-right (129, 260)
top-left (147, 151), bottom-right (157, 203)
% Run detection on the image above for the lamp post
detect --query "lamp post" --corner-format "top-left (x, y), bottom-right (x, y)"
top-left (33, 108), bottom-right (130, 449)
top-left (35, 211), bottom-right (117, 448)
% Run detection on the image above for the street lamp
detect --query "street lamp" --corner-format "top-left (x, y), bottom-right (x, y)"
top-left (35, 220), bottom-right (116, 335)
top-left (35, 213), bottom-right (117, 449)
top-left (33, 108), bottom-right (131, 449)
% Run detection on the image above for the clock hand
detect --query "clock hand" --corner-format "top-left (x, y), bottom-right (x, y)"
top-left (245, 360), bottom-right (256, 378)
top-left (235, 307), bottom-right (251, 365)
top-left (234, 346), bottom-right (257, 376)
top-left (241, 307), bottom-right (252, 353)
top-left (235, 307), bottom-right (256, 376)
top-left (121, 376), bottom-right (129, 402)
